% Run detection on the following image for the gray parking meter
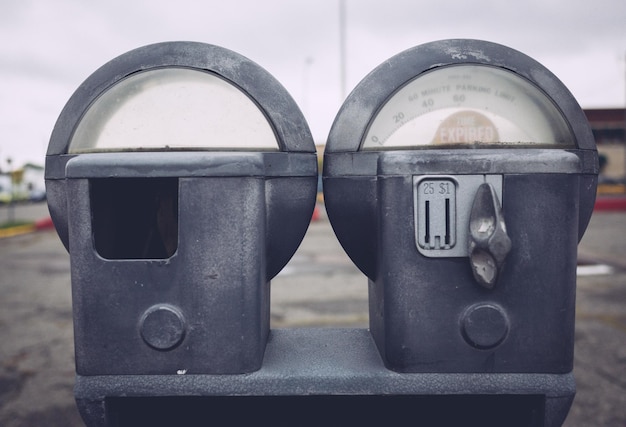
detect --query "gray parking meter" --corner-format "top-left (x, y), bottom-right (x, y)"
top-left (45, 41), bottom-right (317, 385)
top-left (324, 39), bottom-right (597, 424)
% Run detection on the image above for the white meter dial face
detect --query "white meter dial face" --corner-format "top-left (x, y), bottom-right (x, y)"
top-left (362, 65), bottom-right (573, 149)
top-left (69, 68), bottom-right (278, 153)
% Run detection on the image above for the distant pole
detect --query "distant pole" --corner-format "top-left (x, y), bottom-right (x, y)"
top-left (7, 158), bottom-right (14, 223)
top-left (339, 0), bottom-right (347, 101)
top-left (302, 57), bottom-right (314, 118)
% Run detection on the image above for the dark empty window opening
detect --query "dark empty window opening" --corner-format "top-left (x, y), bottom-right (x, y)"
top-left (91, 178), bottom-right (179, 259)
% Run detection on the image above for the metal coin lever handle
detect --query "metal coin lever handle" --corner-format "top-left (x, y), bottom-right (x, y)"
top-left (468, 183), bottom-right (511, 289)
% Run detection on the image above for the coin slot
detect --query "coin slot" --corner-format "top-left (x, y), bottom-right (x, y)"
top-left (445, 198), bottom-right (451, 246)
top-left (425, 200), bottom-right (431, 245)
top-left (416, 179), bottom-right (456, 251)
top-left (414, 175), bottom-right (504, 258)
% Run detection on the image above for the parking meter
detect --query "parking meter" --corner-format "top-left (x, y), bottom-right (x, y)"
top-left (324, 39), bottom-right (597, 423)
top-left (45, 42), bottom-right (318, 381)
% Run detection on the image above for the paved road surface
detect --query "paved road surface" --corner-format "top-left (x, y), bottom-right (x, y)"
top-left (0, 202), bottom-right (624, 425)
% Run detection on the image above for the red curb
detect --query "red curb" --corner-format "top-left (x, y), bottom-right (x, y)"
top-left (35, 216), bottom-right (55, 230)
top-left (311, 206), bottom-right (320, 221)
top-left (594, 197), bottom-right (626, 211)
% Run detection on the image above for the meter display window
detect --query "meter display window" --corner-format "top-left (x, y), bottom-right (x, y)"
top-left (362, 65), bottom-right (573, 149)
top-left (69, 68), bottom-right (279, 152)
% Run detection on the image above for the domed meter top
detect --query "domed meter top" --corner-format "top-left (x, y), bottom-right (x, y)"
top-left (69, 67), bottom-right (278, 153)
top-left (46, 42), bottom-right (318, 260)
top-left (362, 64), bottom-right (573, 149)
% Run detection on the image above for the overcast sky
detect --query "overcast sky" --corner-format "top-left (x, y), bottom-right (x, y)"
top-left (1, 0), bottom-right (625, 167)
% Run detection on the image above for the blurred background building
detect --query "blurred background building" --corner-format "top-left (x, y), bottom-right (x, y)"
top-left (584, 108), bottom-right (626, 190)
